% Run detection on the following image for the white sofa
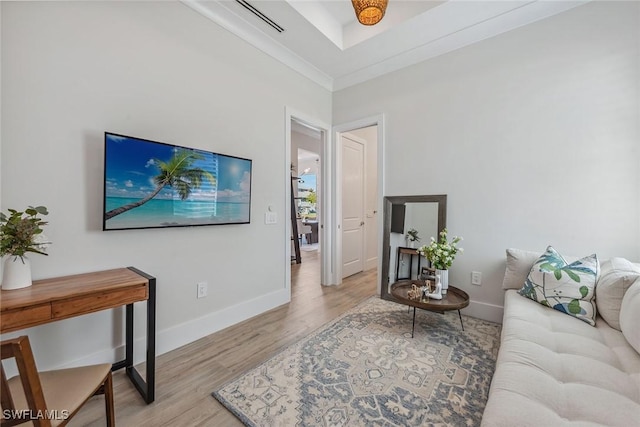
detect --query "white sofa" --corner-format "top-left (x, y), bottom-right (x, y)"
top-left (482, 249), bottom-right (640, 426)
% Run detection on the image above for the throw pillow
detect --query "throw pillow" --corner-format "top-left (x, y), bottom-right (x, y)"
top-left (518, 246), bottom-right (599, 326)
top-left (619, 277), bottom-right (640, 353)
top-left (596, 258), bottom-right (640, 330)
top-left (502, 248), bottom-right (581, 290)
top-left (502, 248), bottom-right (541, 290)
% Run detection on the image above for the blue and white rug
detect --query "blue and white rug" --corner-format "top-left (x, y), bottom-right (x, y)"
top-left (213, 297), bottom-right (501, 426)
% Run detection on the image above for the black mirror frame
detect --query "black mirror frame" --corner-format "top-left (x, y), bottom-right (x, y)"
top-left (380, 195), bottom-right (447, 301)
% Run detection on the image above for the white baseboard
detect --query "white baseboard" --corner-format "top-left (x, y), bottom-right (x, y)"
top-left (59, 287), bottom-right (291, 369)
top-left (155, 287), bottom-right (291, 359)
top-left (365, 257), bottom-right (378, 271)
top-left (462, 300), bottom-right (504, 324)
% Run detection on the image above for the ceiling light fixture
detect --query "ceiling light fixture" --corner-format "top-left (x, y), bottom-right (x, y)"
top-left (351, 0), bottom-right (388, 26)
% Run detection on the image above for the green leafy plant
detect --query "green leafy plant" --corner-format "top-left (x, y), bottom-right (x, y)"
top-left (306, 190), bottom-right (317, 205)
top-left (418, 228), bottom-right (463, 270)
top-left (405, 228), bottom-right (420, 242)
top-left (0, 206), bottom-right (50, 261)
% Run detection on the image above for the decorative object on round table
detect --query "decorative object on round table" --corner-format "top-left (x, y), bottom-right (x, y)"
top-left (428, 279), bottom-right (443, 300)
top-left (420, 285), bottom-right (429, 301)
top-left (418, 228), bottom-right (463, 296)
top-left (407, 283), bottom-right (421, 301)
top-left (436, 269), bottom-right (449, 294)
top-left (0, 206), bottom-right (50, 290)
top-left (436, 269), bottom-right (449, 295)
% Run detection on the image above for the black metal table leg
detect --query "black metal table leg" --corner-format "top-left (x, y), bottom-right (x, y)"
top-left (411, 307), bottom-right (416, 338)
top-left (458, 310), bottom-right (464, 331)
top-left (112, 267), bottom-right (156, 404)
top-left (146, 276), bottom-right (156, 402)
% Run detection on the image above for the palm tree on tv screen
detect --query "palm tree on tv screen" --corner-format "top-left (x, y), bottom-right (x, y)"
top-left (105, 149), bottom-right (216, 220)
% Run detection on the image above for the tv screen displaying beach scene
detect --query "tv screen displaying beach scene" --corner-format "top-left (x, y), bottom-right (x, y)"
top-left (103, 132), bottom-right (252, 230)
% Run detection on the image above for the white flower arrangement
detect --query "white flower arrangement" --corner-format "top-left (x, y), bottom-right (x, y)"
top-left (418, 228), bottom-right (463, 270)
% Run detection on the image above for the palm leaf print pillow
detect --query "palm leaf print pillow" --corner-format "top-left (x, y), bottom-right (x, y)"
top-left (518, 246), bottom-right (599, 325)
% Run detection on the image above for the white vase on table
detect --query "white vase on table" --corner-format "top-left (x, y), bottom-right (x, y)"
top-left (2, 256), bottom-right (33, 290)
top-left (435, 269), bottom-right (448, 295)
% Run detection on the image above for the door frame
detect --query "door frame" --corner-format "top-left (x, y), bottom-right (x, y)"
top-left (332, 114), bottom-right (385, 288)
top-left (285, 107), bottom-right (332, 289)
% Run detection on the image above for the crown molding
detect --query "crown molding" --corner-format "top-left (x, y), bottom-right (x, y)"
top-left (332, 0), bottom-right (588, 90)
top-left (182, 0), bottom-right (588, 93)
top-left (181, 0), bottom-right (334, 91)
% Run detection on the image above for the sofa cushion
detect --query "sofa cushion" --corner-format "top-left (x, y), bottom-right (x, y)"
top-left (502, 248), bottom-right (541, 289)
top-left (620, 277), bottom-right (640, 353)
top-left (518, 246), bottom-right (598, 326)
top-left (482, 290), bottom-right (640, 426)
top-left (597, 258), bottom-right (640, 330)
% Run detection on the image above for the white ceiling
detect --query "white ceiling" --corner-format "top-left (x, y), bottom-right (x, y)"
top-left (182, 0), bottom-right (589, 91)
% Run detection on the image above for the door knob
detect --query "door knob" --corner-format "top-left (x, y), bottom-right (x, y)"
top-left (360, 221), bottom-right (365, 226)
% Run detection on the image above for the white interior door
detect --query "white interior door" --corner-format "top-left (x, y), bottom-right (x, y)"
top-left (341, 134), bottom-right (365, 278)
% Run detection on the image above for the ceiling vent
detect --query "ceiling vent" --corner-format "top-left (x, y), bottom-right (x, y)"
top-left (235, 0), bottom-right (285, 33)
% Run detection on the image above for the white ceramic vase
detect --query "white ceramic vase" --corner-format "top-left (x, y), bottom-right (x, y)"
top-left (436, 269), bottom-right (449, 295)
top-left (2, 256), bottom-right (33, 290)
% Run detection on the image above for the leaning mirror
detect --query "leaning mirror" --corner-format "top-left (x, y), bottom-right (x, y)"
top-left (380, 195), bottom-right (447, 301)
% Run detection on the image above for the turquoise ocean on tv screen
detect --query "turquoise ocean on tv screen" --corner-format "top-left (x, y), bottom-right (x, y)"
top-left (105, 197), bottom-right (250, 229)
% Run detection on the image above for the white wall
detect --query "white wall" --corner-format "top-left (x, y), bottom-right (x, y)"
top-left (346, 126), bottom-right (378, 271)
top-left (334, 1), bottom-right (640, 322)
top-left (0, 3), bottom-right (2, 207)
top-left (1, 1), bottom-right (330, 369)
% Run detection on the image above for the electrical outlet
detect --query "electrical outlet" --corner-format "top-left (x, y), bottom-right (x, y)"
top-left (471, 271), bottom-right (482, 286)
top-left (197, 282), bottom-right (208, 298)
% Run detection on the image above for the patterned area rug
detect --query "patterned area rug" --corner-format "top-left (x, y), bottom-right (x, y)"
top-left (213, 297), bottom-right (501, 426)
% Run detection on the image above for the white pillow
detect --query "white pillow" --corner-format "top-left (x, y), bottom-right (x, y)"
top-left (502, 248), bottom-right (541, 289)
top-left (502, 247), bottom-right (580, 290)
top-left (619, 277), bottom-right (640, 353)
top-left (596, 258), bottom-right (640, 330)
top-left (518, 246), bottom-right (599, 326)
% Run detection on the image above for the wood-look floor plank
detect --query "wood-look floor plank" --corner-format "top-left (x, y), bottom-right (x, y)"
top-left (69, 249), bottom-right (378, 426)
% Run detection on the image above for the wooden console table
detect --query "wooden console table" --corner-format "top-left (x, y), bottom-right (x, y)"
top-left (0, 267), bottom-right (156, 403)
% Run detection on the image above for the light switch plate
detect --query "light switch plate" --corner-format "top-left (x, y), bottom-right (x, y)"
top-left (265, 212), bottom-right (277, 224)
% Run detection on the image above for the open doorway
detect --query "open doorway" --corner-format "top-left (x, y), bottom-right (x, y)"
top-left (290, 119), bottom-right (323, 286)
top-left (285, 110), bottom-right (384, 295)
top-left (296, 148), bottom-right (320, 253)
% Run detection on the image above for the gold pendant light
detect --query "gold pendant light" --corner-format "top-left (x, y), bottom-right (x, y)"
top-left (352, 0), bottom-right (388, 26)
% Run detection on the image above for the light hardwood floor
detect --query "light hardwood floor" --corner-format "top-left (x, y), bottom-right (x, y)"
top-left (71, 250), bottom-right (378, 426)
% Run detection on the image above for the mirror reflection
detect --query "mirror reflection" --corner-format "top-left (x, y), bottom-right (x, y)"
top-left (389, 202), bottom-right (439, 282)
top-left (381, 195), bottom-right (447, 301)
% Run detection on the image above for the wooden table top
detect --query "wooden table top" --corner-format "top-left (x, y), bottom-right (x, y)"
top-left (0, 268), bottom-right (148, 311)
top-left (1, 268), bottom-right (151, 334)
top-left (390, 280), bottom-right (470, 311)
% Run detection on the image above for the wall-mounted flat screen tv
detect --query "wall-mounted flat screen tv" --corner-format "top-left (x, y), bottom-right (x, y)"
top-left (103, 132), bottom-right (252, 231)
